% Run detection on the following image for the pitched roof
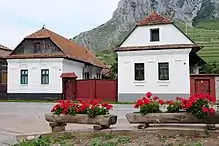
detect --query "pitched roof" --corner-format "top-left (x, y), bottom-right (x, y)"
top-left (115, 44), bottom-right (202, 52)
top-left (9, 27), bottom-right (105, 68)
top-left (0, 44), bottom-right (12, 59)
top-left (138, 11), bottom-right (172, 26)
top-left (60, 72), bottom-right (77, 78)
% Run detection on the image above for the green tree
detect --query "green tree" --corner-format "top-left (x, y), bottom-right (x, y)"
top-left (200, 62), bottom-right (219, 74)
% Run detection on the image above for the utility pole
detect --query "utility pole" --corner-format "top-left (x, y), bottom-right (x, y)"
top-left (185, 22), bottom-right (188, 35)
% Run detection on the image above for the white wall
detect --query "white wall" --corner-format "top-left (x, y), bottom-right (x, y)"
top-left (118, 49), bottom-right (191, 94)
top-left (62, 59), bottom-right (84, 79)
top-left (7, 58), bottom-right (103, 94)
top-left (121, 24), bottom-right (193, 47)
top-left (7, 58), bottom-right (63, 93)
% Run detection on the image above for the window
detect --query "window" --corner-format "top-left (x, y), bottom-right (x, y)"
top-left (134, 63), bottom-right (144, 81)
top-left (34, 42), bottom-right (40, 53)
top-left (20, 69), bottom-right (28, 84)
top-left (158, 62), bottom-right (169, 80)
top-left (96, 73), bottom-right (101, 79)
top-left (41, 69), bottom-right (49, 84)
top-left (150, 29), bottom-right (160, 42)
top-left (84, 72), bottom-right (89, 79)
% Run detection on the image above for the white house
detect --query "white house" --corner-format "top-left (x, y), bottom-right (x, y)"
top-left (7, 27), bottom-right (105, 100)
top-left (115, 12), bottom-right (204, 102)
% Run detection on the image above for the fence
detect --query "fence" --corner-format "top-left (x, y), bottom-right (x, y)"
top-left (76, 79), bottom-right (117, 102)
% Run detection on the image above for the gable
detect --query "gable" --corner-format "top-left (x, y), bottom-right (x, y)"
top-left (11, 38), bottom-right (64, 55)
top-left (120, 24), bottom-right (194, 47)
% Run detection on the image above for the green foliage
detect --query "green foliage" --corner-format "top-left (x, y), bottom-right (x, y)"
top-left (117, 137), bottom-right (132, 144)
top-left (90, 138), bottom-right (117, 146)
top-left (87, 107), bottom-right (108, 118)
top-left (187, 99), bottom-right (209, 119)
top-left (167, 101), bottom-right (182, 113)
top-left (13, 133), bottom-right (75, 146)
top-left (140, 102), bottom-right (161, 115)
top-left (13, 138), bottom-right (50, 146)
top-left (200, 62), bottom-right (219, 74)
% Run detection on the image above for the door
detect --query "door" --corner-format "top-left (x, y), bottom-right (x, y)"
top-left (195, 79), bottom-right (210, 94)
top-left (63, 79), bottom-right (76, 100)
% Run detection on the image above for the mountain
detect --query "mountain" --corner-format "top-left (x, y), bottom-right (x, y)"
top-left (71, 0), bottom-right (219, 63)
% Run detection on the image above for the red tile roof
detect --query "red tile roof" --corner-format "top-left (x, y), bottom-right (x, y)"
top-left (60, 72), bottom-right (77, 78)
top-left (115, 44), bottom-right (202, 52)
top-left (9, 27), bottom-right (106, 68)
top-left (0, 44), bottom-right (12, 59)
top-left (138, 12), bottom-right (172, 26)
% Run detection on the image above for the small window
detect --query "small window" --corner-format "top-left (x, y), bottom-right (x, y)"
top-left (34, 42), bottom-right (40, 53)
top-left (135, 63), bottom-right (144, 81)
top-left (150, 29), bottom-right (159, 42)
top-left (84, 72), bottom-right (89, 79)
top-left (158, 62), bottom-right (169, 80)
top-left (96, 73), bottom-right (101, 79)
top-left (20, 69), bottom-right (28, 84)
top-left (41, 69), bottom-right (49, 84)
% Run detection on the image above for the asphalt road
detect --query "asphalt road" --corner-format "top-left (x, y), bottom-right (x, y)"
top-left (0, 102), bottom-right (137, 145)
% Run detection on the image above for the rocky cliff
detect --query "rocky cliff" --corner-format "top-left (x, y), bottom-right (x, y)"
top-left (71, 0), bottom-right (219, 51)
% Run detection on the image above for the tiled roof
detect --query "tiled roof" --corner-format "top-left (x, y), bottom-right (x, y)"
top-left (138, 12), bottom-right (172, 26)
top-left (10, 27), bottom-right (105, 68)
top-left (60, 72), bottom-right (77, 78)
top-left (115, 44), bottom-right (202, 52)
top-left (0, 44), bottom-right (12, 58)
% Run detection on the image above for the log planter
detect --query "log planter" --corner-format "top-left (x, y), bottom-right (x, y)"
top-left (45, 113), bottom-right (117, 132)
top-left (126, 112), bottom-right (219, 130)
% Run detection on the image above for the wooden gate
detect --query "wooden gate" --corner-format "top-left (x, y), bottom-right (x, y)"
top-left (195, 79), bottom-right (210, 94)
top-left (61, 72), bottom-right (77, 100)
top-left (190, 74), bottom-right (216, 97)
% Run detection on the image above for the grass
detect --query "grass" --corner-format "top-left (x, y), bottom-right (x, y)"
top-left (13, 131), bottom-right (210, 146)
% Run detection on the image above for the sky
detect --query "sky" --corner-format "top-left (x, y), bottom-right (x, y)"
top-left (0, 0), bottom-right (120, 49)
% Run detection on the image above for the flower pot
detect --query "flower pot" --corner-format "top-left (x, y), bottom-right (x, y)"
top-left (45, 113), bottom-right (117, 132)
top-left (126, 112), bottom-right (219, 130)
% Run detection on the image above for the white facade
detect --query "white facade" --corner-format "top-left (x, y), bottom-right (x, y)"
top-left (118, 49), bottom-right (191, 101)
top-left (117, 23), bottom-right (196, 102)
top-left (7, 58), bottom-right (102, 94)
top-left (121, 24), bottom-right (193, 47)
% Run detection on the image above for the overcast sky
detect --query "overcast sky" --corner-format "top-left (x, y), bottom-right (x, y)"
top-left (0, 0), bottom-right (120, 49)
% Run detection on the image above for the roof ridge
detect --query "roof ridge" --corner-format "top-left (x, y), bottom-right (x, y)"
top-left (0, 44), bottom-right (12, 51)
top-left (138, 11), bottom-right (172, 26)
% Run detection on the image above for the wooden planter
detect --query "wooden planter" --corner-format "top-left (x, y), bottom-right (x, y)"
top-left (45, 113), bottom-right (117, 132)
top-left (126, 112), bottom-right (219, 130)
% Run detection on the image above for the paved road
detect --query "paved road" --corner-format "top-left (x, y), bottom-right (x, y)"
top-left (0, 102), bottom-right (137, 145)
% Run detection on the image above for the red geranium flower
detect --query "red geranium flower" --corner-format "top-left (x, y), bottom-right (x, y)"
top-left (158, 100), bottom-right (164, 105)
top-left (153, 96), bottom-right (159, 100)
top-left (209, 108), bottom-right (215, 116)
top-left (202, 107), bottom-right (209, 113)
top-left (146, 92), bottom-right (152, 98)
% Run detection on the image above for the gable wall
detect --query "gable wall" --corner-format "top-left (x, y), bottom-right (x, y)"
top-left (13, 38), bottom-right (62, 54)
top-left (121, 24), bottom-right (193, 47)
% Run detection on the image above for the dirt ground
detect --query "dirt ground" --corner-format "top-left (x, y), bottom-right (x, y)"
top-left (15, 130), bottom-right (219, 146)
